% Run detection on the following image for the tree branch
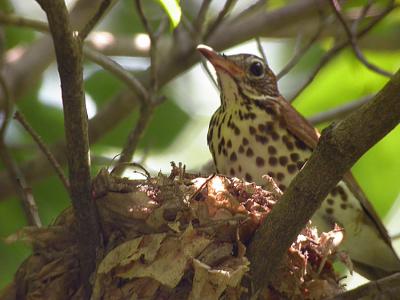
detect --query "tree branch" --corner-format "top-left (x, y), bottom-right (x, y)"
top-left (35, 0), bottom-right (101, 296)
top-left (308, 95), bottom-right (372, 125)
top-left (113, 0), bottom-right (164, 172)
top-left (0, 13), bottom-right (149, 101)
top-left (0, 13), bottom-right (149, 57)
top-left (0, 0), bottom-right (109, 110)
top-left (326, 273), bottom-right (400, 300)
top-left (115, 104), bottom-right (154, 168)
top-left (277, 20), bottom-right (325, 79)
top-left (247, 67), bottom-right (400, 292)
top-left (134, 0), bottom-right (158, 90)
top-left (194, 0), bottom-right (212, 35)
top-left (0, 74), bottom-right (42, 228)
top-left (83, 47), bottom-right (149, 99)
top-left (13, 110), bottom-right (70, 191)
top-left (204, 0), bottom-right (237, 39)
top-left (329, 0), bottom-right (393, 78)
top-left (288, 1), bottom-right (394, 102)
top-left (79, 0), bottom-right (115, 40)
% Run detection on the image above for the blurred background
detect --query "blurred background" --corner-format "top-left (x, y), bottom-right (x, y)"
top-left (1, 0), bottom-right (400, 289)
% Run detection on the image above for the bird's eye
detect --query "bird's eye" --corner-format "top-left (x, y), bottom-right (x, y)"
top-left (249, 61), bottom-right (264, 77)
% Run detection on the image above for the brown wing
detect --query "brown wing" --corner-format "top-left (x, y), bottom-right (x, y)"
top-left (275, 96), bottom-right (393, 245)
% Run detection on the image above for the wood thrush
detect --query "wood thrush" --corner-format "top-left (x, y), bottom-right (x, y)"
top-left (197, 45), bottom-right (400, 280)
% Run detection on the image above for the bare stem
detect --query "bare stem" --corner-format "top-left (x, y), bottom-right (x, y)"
top-left (204, 0), bottom-right (237, 39)
top-left (134, 0), bottom-right (158, 90)
top-left (14, 110), bottom-right (70, 191)
top-left (79, 0), bottom-right (114, 40)
top-left (0, 11), bottom-right (48, 32)
top-left (255, 37), bottom-right (268, 65)
top-left (117, 104), bottom-right (154, 167)
top-left (194, 0), bottom-right (212, 35)
top-left (288, 2), bottom-right (395, 102)
top-left (277, 22), bottom-right (324, 79)
top-left (308, 95), bottom-right (372, 125)
top-left (83, 47), bottom-right (148, 99)
top-left (0, 75), bottom-right (42, 228)
top-left (329, 0), bottom-right (393, 78)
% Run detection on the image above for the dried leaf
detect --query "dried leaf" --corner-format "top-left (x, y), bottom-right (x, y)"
top-left (189, 258), bottom-right (249, 300)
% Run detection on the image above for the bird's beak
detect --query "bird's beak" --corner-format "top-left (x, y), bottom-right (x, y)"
top-left (197, 44), bottom-right (244, 77)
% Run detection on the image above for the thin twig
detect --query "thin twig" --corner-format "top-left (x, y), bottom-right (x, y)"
top-left (0, 14), bottom-right (149, 94)
top-left (0, 144), bottom-right (42, 228)
top-left (0, 13), bottom-right (149, 57)
top-left (83, 47), bottom-right (149, 100)
top-left (329, 0), bottom-right (393, 77)
top-left (114, 0), bottom-right (164, 172)
top-left (200, 58), bottom-right (218, 90)
top-left (79, 0), bottom-right (114, 40)
top-left (308, 95), bottom-right (372, 125)
top-left (154, 15), bottom-right (169, 39)
top-left (117, 104), bottom-right (155, 166)
top-left (278, 4), bottom-right (326, 80)
top-left (235, 0), bottom-right (267, 20)
top-left (0, 76), bottom-right (11, 140)
top-left (111, 162), bottom-right (150, 178)
top-left (351, 0), bottom-right (373, 33)
top-left (0, 74), bottom-right (42, 228)
top-left (134, 0), bottom-right (158, 90)
top-left (14, 111), bottom-right (70, 191)
top-left (194, 0), bottom-right (212, 34)
top-left (288, 2), bottom-right (395, 102)
top-left (277, 23), bottom-right (324, 79)
top-left (189, 173), bottom-right (216, 201)
top-left (255, 37), bottom-right (267, 65)
top-left (204, 0), bottom-right (238, 39)
top-left (0, 11), bottom-right (48, 32)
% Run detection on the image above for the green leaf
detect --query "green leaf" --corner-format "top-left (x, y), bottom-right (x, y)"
top-left (157, 0), bottom-right (181, 28)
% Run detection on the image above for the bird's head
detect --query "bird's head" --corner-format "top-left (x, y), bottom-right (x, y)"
top-left (197, 45), bottom-right (279, 104)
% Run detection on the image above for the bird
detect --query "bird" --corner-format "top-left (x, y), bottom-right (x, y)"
top-left (197, 44), bottom-right (400, 280)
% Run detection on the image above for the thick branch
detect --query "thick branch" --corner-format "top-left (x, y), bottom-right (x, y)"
top-left (247, 67), bottom-right (400, 291)
top-left (35, 0), bottom-right (101, 296)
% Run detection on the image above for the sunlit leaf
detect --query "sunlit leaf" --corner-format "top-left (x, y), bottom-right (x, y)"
top-left (157, 0), bottom-right (181, 28)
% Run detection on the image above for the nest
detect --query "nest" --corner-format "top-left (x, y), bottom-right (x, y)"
top-left (1, 164), bottom-right (347, 299)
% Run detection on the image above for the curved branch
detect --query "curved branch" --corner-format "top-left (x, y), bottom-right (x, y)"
top-left (247, 67), bottom-right (400, 291)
